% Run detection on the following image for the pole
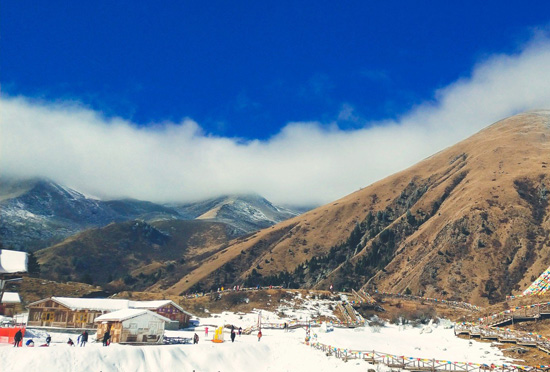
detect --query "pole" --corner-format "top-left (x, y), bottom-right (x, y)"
top-left (0, 278), bottom-right (5, 307)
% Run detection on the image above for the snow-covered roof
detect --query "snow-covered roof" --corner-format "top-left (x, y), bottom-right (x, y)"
top-left (129, 300), bottom-right (171, 309)
top-left (24, 297), bottom-right (133, 311)
top-left (53, 297), bottom-right (131, 311)
top-left (0, 292), bottom-right (21, 304)
top-left (130, 300), bottom-right (192, 315)
top-left (27, 297), bottom-right (193, 316)
top-left (95, 309), bottom-right (170, 322)
top-left (0, 249), bottom-right (28, 274)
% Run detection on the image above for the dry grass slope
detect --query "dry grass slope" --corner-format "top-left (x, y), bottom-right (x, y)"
top-left (169, 112), bottom-right (550, 306)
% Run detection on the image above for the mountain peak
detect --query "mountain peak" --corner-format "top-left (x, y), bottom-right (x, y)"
top-left (165, 111), bottom-right (550, 305)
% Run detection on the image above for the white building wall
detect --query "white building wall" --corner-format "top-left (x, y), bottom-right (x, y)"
top-left (121, 313), bottom-right (165, 343)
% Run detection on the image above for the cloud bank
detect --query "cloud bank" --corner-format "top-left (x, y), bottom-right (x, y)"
top-left (2, 36), bottom-right (550, 206)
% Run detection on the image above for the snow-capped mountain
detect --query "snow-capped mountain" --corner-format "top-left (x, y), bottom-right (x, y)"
top-left (0, 177), bottom-right (305, 251)
top-left (0, 177), bottom-right (182, 251)
top-left (171, 194), bottom-right (300, 235)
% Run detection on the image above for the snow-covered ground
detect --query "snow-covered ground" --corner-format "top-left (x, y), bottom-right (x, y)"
top-left (0, 308), bottom-right (515, 372)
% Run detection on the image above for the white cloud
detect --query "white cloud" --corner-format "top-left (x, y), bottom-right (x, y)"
top-left (1, 36), bottom-right (550, 206)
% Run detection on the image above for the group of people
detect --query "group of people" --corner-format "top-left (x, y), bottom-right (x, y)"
top-left (13, 330), bottom-right (52, 348)
top-left (75, 329), bottom-right (109, 346)
top-left (13, 329), bottom-right (95, 348)
top-left (68, 330), bottom-right (89, 347)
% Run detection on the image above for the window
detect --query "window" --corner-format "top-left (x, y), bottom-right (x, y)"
top-left (41, 312), bottom-right (54, 321)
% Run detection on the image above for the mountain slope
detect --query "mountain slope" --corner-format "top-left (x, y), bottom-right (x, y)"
top-left (171, 194), bottom-right (299, 234)
top-left (165, 111), bottom-right (550, 305)
top-left (0, 178), bottom-right (183, 251)
top-left (36, 219), bottom-right (233, 290)
top-left (0, 179), bottom-right (302, 251)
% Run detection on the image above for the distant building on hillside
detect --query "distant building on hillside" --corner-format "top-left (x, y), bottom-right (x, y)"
top-left (0, 249), bottom-right (27, 316)
top-left (26, 297), bottom-right (192, 329)
top-left (95, 309), bottom-right (169, 344)
top-left (0, 292), bottom-right (21, 317)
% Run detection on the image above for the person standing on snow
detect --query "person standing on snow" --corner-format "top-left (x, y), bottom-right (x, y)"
top-left (230, 327), bottom-right (236, 342)
top-left (13, 329), bottom-right (23, 347)
top-left (102, 330), bottom-right (111, 346)
top-left (81, 330), bottom-right (88, 347)
top-left (193, 333), bottom-right (199, 344)
top-left (45, 335), bottom-right (51, 346)
top-left (257, 329), bottom-right (262, 342)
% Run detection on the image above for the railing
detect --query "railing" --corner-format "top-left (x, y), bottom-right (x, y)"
top-left (455, 323), bottom-right (550, 353)
top-left (355, 289), bottom-right (377, 306)
top-left (309, 341), bottom-right (550, 372)
top-left (373, 291), bottom-right (480, 311)
top-left (182, 286), bottom-right (284, 299)
top-left (479, 303), bottom-right (550, 326)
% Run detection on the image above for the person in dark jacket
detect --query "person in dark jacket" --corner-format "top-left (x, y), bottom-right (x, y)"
top-left (230, 327), bottom-right (236, 343)
top-left (193, 333), bottom-right (199, 344)
top-left (45, 335), bottom-right (51, 346)
top-left (81, 330), bottom-right (88, 347)
top-left (102, 330), bottom-right (111, 346)
top-left (13, 329), bottom-right (22, 347)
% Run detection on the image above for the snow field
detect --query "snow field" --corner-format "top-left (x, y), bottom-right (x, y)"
top-left (0, 316), bottom-right (514, 372)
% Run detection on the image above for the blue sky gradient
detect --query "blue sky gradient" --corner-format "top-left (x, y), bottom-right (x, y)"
top-left (3, 1), bottom-right (549, 139)
top-left (2, 2), bottom-right (550, 205)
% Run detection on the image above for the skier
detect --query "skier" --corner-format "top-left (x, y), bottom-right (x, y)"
top-left (257, 329), bottom-right (262, 342)
top-left (81, 330), bottom-right (88, 347)
top-left (193, 333), bottom-right (199, 344)
top-left (238, 327), bottom-right (242, 336)
top-left (67, 338), bottom-right (75, 346)
top-left (13, 329), bottom-right (22, 347)
top-left (230, 327), bottom-right (236, 343)
top-left (205, 326), bottom-right (209, 337)
top-left (45, 335), bottom-right (51, 346)
top-left (26, 339), bottom-right (34, 347)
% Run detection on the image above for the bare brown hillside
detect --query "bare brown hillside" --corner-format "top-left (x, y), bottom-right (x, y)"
top-left (164, 111), bottom-right (550, 306)
top-left (36, 219), bottom-right (233, 290)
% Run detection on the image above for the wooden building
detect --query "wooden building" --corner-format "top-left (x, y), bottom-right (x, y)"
top-left (132, 300), bottom-right (192, 329)
top-left (0, 292), bottom-right (21, 317)
top-left (26, 297), bottom-right (192, 329)
top-left (0, 249), bottom-right (27, 316)
top-left (27, 297), bottom-right (130, 329)
top-left (95, 309), bottom-right (169, 344)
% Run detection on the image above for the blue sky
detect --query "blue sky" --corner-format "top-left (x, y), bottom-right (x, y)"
top-left (3, 1), bottom-right (549, 139)
top-left (2, 2), bottom-right (550, 205)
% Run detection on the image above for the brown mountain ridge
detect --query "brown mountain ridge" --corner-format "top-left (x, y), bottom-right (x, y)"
top-left (163, 111), bottom-right (550, 306)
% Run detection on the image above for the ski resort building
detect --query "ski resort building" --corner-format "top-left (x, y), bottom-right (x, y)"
top-left (26, 297), bottom-right (192, 329)
top-left (0, 249), bottom-right (27, 317)
top-left (0, 292), bottom-right (21, 317)
top-left (95, 309), bottom-right (169, 344)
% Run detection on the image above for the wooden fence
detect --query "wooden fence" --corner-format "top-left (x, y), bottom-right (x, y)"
top-left (455, 323), bottom-right (550, 354)
top-left (309, 341), bottom-right (550, 372)
top-left (479, 303), bottom-right (550, 327)
top-left (373, 292), bottom-right (480, 312)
